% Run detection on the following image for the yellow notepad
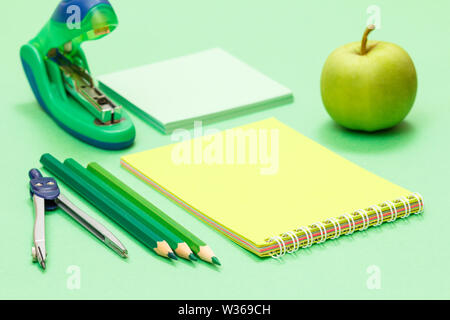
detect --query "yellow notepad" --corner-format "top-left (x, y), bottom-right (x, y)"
top-left (121, 118), bottom-right (424, 257)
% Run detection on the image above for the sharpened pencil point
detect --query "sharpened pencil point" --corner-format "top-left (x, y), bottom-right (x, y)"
top-left (212, 257), bottom-right (221, 266)
top-left (168, 252), bottom-right (178, 260)
top-left (189, 253), bottom-right (198, 261)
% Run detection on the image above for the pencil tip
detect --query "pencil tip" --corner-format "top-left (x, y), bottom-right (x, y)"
top-left (212, 256), bottom-right (221, 266)
top-left (168, 252), bottom-right (178, 260)
top-left (189, 253), bottom-right (198, 261)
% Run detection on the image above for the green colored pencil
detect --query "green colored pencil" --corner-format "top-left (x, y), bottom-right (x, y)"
top-left (40, 154), bottom-right (175, 259)
top-left (87, 162), bottom-right (221, 265)
top-left (64, 159), bottom-right (195, 261)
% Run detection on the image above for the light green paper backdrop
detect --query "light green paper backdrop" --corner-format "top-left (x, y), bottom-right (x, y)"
top-left (1, 0), bottom-right (449, 299)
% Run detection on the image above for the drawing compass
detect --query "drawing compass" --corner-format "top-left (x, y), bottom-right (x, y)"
top-left (29, 169), bottom-right (127, 270)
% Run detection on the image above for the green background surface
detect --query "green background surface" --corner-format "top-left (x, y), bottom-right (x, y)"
top-left (1, 0), bottom-right (449, 299)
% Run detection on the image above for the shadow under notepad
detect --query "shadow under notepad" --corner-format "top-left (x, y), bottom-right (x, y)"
top-left (316, 120), bottom-right (417, 154)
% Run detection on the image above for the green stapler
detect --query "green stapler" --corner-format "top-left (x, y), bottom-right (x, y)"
top-left (20, 0), bottom-right (135, 149)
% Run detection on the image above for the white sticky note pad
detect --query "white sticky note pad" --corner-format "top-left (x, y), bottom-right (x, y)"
top-left (98, 48), bottom-right (293, 133)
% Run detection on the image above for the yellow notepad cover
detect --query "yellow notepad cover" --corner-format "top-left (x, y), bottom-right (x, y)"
top-left (121, 118), bottom-right (421, 257)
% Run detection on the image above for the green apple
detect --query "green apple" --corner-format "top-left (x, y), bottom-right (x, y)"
top-left (320, 25), bottom-right (417, 132)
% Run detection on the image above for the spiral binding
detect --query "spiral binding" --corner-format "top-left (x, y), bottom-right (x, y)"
top-left (313, 222), bottom-right (327, 243)
top-left (296, 226), bottom-right (313, 248)
top-left (282, 231), bottom-right (300, 253)
top-left (268, 236), bottom-right (286, 259)
top-left (326, 217), bottom-right (341, 239)
top-left (267, 192), bottom-right (424, 259)
top-left (370, 204), bottom-right (383, 226)
top-left (355, 209), bottom-right (370, 231)
top-left (383, 200), bottom-right (398, 222)
top-left (398, 196), bottom-right (411, 219)
top-left (411, 192), bottom-right (424, 213)
top-left (341, 213), bottom-right (356, 235)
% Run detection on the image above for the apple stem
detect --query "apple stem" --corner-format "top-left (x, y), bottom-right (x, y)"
top-left (361, 24), bottom-right (376, 55)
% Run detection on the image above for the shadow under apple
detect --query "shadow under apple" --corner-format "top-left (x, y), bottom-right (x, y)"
top-left (316, 119), bottom-right (417, 154)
